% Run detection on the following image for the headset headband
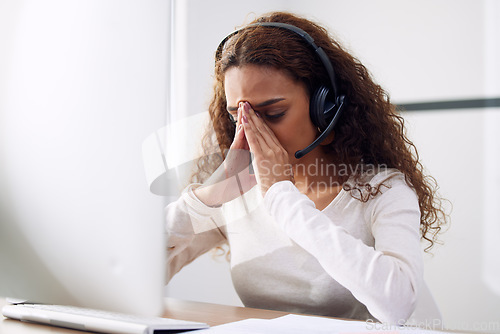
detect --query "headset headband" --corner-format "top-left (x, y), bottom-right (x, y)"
top-left (215, 22), bottom-right (339, 99)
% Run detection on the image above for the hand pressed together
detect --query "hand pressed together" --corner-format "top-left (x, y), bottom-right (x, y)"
top-left (241, 102), bottom-right (294, 196)
top-left (194, 101), bottom-right (294, 205)
top-left (193, 103), bottom-right (256, 207)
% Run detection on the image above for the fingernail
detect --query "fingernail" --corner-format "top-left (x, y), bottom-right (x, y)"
top-left (255, 112), bottom-right (261, 118)
top-left (237, 124), bottom-right (242, 131)
top-left (242, 114), bottom-right (248, 124)
top-left (243, 102), bottom-right (250, 113)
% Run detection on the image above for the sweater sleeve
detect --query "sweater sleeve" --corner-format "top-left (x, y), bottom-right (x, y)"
top-left (165, 184), bottom-right (227, 282)
top-left (263, 178), bottom-right (423, 324)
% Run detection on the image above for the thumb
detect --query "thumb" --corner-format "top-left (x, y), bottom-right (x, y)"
top-left (231, 124), bottom-right (248, 150)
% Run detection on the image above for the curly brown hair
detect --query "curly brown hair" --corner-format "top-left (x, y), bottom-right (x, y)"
top-left (191, 12), bottom-right (448, 252)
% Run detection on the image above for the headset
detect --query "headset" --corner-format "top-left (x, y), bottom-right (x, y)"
top-left (216, 22), bottom-right (346, 159)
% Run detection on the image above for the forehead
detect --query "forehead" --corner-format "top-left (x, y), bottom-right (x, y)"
top-left (224, 65), bottom-right (304, 105)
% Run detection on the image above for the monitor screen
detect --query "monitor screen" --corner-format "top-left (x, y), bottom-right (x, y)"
top-left (0, 0), bottom-right (171, 316)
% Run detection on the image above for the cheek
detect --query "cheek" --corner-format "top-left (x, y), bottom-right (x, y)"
top-left (268, 115), bottom-right (317, 150)
top-left (270, 125), bottom-right (294, 147)
top-left (291, 109), bottom-right (317, 138)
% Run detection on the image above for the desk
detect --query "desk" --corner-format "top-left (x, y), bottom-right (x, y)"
top-left (0, 297), bottom-right (289, 333)
top-left (1, 298), bottom-right (472, 334)
top-left (163, 297), bottom-right (289, 326)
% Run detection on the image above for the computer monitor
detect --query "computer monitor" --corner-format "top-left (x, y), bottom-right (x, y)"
top-left (0, 1), bottom-right (172, 317)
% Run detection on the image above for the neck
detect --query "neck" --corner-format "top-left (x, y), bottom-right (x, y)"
top-left (291, 150), bottom-right (342, 194)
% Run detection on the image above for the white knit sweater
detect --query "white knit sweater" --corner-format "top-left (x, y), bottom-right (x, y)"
top-left (165, 168), bottom-right (441, 325)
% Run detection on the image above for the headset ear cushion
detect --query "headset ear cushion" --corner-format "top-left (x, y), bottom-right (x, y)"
top-left (310, 86), bottom-right (335, 131)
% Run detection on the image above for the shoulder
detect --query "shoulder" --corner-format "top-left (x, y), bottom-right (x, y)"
top-left (343, 166), bottom-right (409, 193)
top-left (340, 168), bottom-right (422, 239)
top-left (343, 166), bottom-right (418, 207)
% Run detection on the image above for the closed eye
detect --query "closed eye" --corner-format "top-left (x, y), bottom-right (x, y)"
top-left (264, 111), bottom-right (286, 121)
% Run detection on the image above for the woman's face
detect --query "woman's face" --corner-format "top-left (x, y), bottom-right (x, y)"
top-left (224, 65), bottom-right (317, 165)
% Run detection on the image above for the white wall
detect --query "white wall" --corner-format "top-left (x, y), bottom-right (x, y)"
top-left (166, 0), bottom-right (500, 332)
top-left (482, 0), bottom-right (500, 301)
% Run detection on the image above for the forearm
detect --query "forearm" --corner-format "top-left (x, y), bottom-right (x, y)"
top-left (263, 180), bottom-right (423, 324)
top-left (193, 162), bottom-right (256, 208)
top-left (165, 185), bottom-right (227, 281)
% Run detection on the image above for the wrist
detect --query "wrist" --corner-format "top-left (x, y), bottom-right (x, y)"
top-left (193, 186), bottom-right (222, 208)
top-left (261, 177), bottom-right (295, 196)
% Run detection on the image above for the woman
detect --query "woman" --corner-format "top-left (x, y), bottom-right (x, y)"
top-left (165, 12), bottom-right (447, 325)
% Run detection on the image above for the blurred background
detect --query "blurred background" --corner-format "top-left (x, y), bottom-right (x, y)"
top-left (1, 0), bottom-right (499, 332)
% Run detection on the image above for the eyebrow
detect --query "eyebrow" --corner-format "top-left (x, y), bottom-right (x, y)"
top-left (227, 98), bottom-right (286, 112)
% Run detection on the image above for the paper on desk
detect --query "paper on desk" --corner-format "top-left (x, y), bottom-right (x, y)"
top-left (194, 317), bottom-right (338, 334)
top-left (195, 314), bottom-right (451, 334)
top-left (270, 314), bottom-right (369, 332)
top-left (271, 315), bottom-right (448, 333)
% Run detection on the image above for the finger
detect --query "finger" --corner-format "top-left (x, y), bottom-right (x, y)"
top-left (252, 115), bottom-right (281, 149)
top-left (240, 125), bottom-right (249, 151)
top-left (244, 102), bottom-right (281, 149)
top-left (242, 108), bottom-right (270, 154)
top-left (235, 103), bottom-right (249, 147)
top-left (231, 123), bottom-right (251, 153)
top-left (242, 115), bottom-right (264, 153)
top-left (238, 102), bottom-right (244, 121)
top-left (231, 123), bottom-right (244, 145)
top-left (237, 102), bottom-right (246, 127)
top-left (243, 103), bottom-right (279, 149)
